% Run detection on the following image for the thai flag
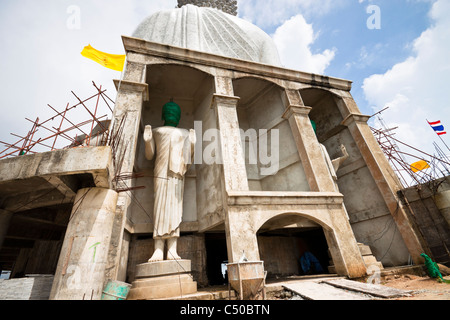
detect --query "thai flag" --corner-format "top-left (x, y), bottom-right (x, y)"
top-left (428, 120), bottom-right (447, 135)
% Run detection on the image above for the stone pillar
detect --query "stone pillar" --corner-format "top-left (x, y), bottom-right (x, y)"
top-left (0, 209), bottom-right (13, 251)
top-left (324, 207), bottom-right (367, 278)
top-left (122, 61), bottom-right (146, 83)
top-left (211, 76), bottom-right (248, 192)
top-left (224, 207), bottom-right (259, 263)
top-left (106, 79), bottom-right (149, 282)
top-left (213, 76), bottom-right (252, 263)
top-left (341, 112), bottom-right (426, 265)
top-left (111, 80), bottom-right (148, 180)
top-left (50, 188), bottom-right (118, 300)
top-left (282, 89), bottom-right (336, 192)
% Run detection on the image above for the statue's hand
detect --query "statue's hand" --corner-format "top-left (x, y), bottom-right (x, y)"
top-left (144, 125), bottom-right (153, 143)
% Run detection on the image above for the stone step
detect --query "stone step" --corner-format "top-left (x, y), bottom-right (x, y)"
top-left (367, 261), bottom-right (384, 270)
top-left (132, 274), bottom-right (194, 288)
top-left (357, 243), bottom-right (374, 256)
top-left (327, 265), bottom-right (336, 274)
top-left (328, 243), bottom-right (384, 274)
top-left (128, 260), bottom-right (198, 300)
top-left (363, 255), bottom-right (378, 265)
top-left (127, 279), bottom-right (197, 300)
top-left (134, 260), bottom-right (192, 279)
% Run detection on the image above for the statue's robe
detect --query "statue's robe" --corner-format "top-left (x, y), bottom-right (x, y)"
top-left (147, 127), bottom-right (195, 239)
top-left (133, 4), bottom-right (282, 66)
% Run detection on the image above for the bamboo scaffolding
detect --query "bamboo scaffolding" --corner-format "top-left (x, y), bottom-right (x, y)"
top-left (0, 82), bottom-right (115, 159)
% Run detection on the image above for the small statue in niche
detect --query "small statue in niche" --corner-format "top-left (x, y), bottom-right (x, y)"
top-left (311, 120), bottom-right (349, 191)
top-left (320, 143), bottom-right (349, 191)
top-left (143, 101), bottom-right (196, 262)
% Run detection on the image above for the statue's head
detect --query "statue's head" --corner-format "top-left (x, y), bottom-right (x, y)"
top-left (162, 101), bottom-right (181, 127)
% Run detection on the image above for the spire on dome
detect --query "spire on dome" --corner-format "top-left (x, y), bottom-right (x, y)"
top-left (177, 0), bottom-right (238, 16)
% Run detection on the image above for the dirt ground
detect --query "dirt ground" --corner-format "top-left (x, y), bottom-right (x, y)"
top-left (381, 274), bottom-right (450, 300)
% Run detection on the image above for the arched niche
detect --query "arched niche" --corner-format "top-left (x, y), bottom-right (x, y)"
top-left (142, 64), bottom-right (215, 129)
top-left (232, 77), bottom-right (310, 192)
top-left (130, 64), bottom-right (217, 228)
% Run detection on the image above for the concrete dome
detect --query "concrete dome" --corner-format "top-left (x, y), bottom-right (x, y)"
top-left (177, 0), bottom-right (238, 16)
top-left (132, 4), bottom-right (282, 66)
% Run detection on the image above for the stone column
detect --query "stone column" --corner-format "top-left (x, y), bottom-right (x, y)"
top-left (224, 207), bottom-right (259, 263)
top-left (213, 76), bottom-right (252, 263)
top-left (282, 89), bottom-right (336, 192)
top-left (111, 80), bottom-right (149, 179)
top-left (122, 61), bottom-right (147, 83)
top-left (50, 188), bottom-right (118, 300)
top-left (324, 207), bottom-right (367, 278)
top-left (211, 76), bottom-right (248, 192)
top-left (341, 112), bottom-right (426, 265)
top-left (0, 209), bottom-right (13, 251)
top-left (106, 79), bottom-right (149, 282)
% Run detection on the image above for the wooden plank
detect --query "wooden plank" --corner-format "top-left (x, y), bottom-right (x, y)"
top-left (283, 281), bottom-right (371, 300)
top-left (322, 279), bottom-right (412, 298)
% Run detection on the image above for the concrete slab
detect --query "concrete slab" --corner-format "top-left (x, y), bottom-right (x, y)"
top-left (0, 146), bottom-right (113, 187)
top-left (283, 281), bottom-right (372, 300)
top-left (0, 147), bottom-right (114, 213)
top-left (322, 279), bottom-right (413, 298)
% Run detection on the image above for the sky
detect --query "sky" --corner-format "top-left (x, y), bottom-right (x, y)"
top-left (0, 0), bottom-right (449, 170)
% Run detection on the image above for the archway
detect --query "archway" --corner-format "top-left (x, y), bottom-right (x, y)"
top-left (125, 64), bottom-right (219, 285)
top-left (257, 213), bottom-right (331, 278)
top-left (130, 63), bottom-right (216, 226)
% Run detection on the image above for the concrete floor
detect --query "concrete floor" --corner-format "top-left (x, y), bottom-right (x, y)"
top-left (162, 265), bottom-right (427, 301)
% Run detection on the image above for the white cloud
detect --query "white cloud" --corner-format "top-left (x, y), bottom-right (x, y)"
top-left (272, 14), bottom-right (336, 74)
top-left (362, 0), bottom-right (450, 156)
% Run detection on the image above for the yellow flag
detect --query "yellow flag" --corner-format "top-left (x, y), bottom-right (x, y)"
top-left (81, 45), bottom-right (126, 71)
top-left (410, 160), bottom-right (430, 173)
